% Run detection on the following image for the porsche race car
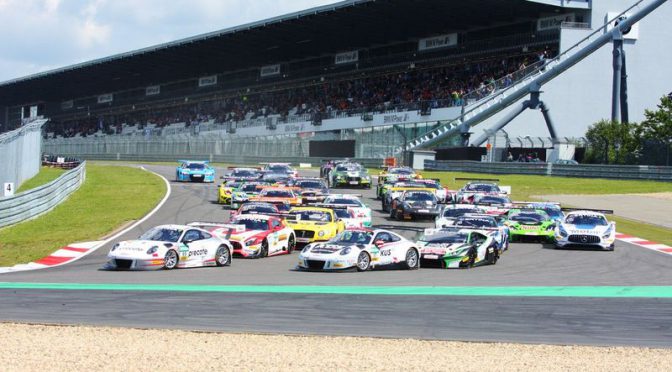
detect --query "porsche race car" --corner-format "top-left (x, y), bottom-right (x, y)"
top-left (176, 161), bottom-right (215, 183)
top-left (105, 225), bottom-right (232, 270)
top-left (297, 229), bottom-right (420, 271)
top-left (555, 210), bottom-right (616, 250)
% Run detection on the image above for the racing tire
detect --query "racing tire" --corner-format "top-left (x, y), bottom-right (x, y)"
top-left (462, 248), bottom-right (476, 269)
top-left (163, 250), bottom-right (179, 270)
top-left (356, 252), bottom-right (371, 272)
top-left (486, 246), bottom-right (499, 266)
top-left (215, 245), bottom-right (232, 266)
top-left (404, 249), bottom-right (420, 270)
top-left (286, 235), bottom-right (296, 254)
top-left (259, 240), bottom-right (269, 258)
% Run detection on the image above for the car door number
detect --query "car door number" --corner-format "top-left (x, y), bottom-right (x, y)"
top-left (380, 249), bottom-right (391, 256)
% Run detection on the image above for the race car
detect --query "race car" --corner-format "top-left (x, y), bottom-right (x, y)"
top-left (413, 178), bottom-right (452, 203)
top-left (434, 204), bottom-right (486, 228)
top-left (198, 214), bottom-right (296, 258)
top-left (289, 178), bottom-right (330, 204)
top-left (230, 202), bottom-right (284, 218)
top-left (249, 187), bottom-right (302, 206)
top-left (260, 172), bottom-right (293, 185)
top-left (222, 167), bottom-right (262, 182)
top-left (525, 202), bottom-right (564, 222)
top-left (285, 206), bottom-right (346, 244)
top-left (322, 194), bottom-right (372, 227)
top-left (456, 180), bottom-right (509, 203)
top-left (218, 180), bottom-right (243, 204)
top-left (555, 209), bottom-right (616, 251)
top-left (381, 182), bottom-right (435, 212)
top-left (176, 160), bottom-right (215, 183)
top-left (261, 163), bottom-right (298, 178)
top-left (505, 208), bottom-right (555, 242)
top-left (105, 225), bottom-right (232, 270)
top-left (452, 214), bottom-right (510, 251)
top-left (416, 227), bottom-right (501, 269)
top-left (473, 194), bottom-right (513, 215)
top-left (297, 228), bottom-right (420, 271)
top-left (229, 181), bottom-right (269, 209)
top-left (389, 190), bottom-right (440, 220)
top-left (376, 167), bottom-right (420, 198)
top-left (329, 162), bottom-right (372, 188)
top-left (332, 208), bottom-right (362, 228)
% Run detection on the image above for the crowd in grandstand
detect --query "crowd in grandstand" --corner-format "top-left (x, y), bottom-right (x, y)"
top-left (47, 48), bottom-right (552, 138)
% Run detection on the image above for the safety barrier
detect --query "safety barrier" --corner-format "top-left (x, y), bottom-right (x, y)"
top-left (424, 160), bottom-right (672, 181)
top-left (0, 161), bottom-right (87, 228)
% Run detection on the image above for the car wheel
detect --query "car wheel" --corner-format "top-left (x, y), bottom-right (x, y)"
top-left (163, 250), bottom-right (178, 270)
top-left (405, 249), bottom-right (419, 270)
top-left (606, 244), bottom-right (615, 252)
top-left (487, 246), bottom-right (498, 265)
top-left (287, 235), bottom-right (295, 254)
top-left (259, 240), bottom-right (269, 258)
top-left (215, 245), bottom-right (231, 266)
top-left (356, 251), bottom-right (371, 272)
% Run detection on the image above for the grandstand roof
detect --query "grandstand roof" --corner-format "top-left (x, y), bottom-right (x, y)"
top-left (0, 0), bottom-right (564, 106)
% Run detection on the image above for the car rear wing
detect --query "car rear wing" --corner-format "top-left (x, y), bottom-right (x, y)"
top-left (187, 222), bottom-right (245, 238)
top-left (561, 208), bottom-right (614, 214)
top-left (178, 160), bottom-right (209, 164)
top-left (454, 177), bottom-right (500, 182)
top-left (314, 203), bottom-right (350, 210)
top-left (227, 166), bottom-right (262, 170)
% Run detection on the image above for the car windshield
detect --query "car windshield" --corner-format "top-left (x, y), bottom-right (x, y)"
top-left (323, 198), bottom-right (362, 206)
top-left (268, 165), bottom-right (291, 172)
top-left (262, 173), bottom-right (288, 181)
top-left (186, 163), bottom-right (205, 170)
top-left (421, 232), bottom-right (468, 244)
top-left (539, 207), bottom-right (563, 219)
top-left (139, 227), bottom-right (183, 242)
top-left (232, 218), bottom-right (269, 231)
top-left (565, 215), bottom-right (608, 226)
top-left (405, 192), bottom-right (435, 202)
top-left (395, 183), bottom-right (426, 188)
top-left (334, 209), bottom-right (353, 219)
top-left (478, 196), bottom-right (510, 204)
top-left (292, 210), bottom-right (332, 222)
top-left (261, 189), bottom-right (293, 198)
top-left (225, 181), bottom-right (241, 188)
top-left (241, 184), bottom-right (262, 192)
top-left (510, 211), bottom-right (548, 223)
top-left (240, 204), bottom-right (277, 214)
top-left (336, 165), bottom-right (360, 172)
top-left (296, 181), bottom-right (325, 189)
top-left (332, 230), bottom-right (373, 244)
top-left (233, 170), bottom-right (258, 177)
top-left (455, 218), bottom-right (496, 228)
top-left (442, 208), bottom-right (477, 218)
top-left (465, 183), bottom-right (498, 192)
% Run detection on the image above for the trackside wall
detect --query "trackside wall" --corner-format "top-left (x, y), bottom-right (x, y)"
top-left (0, 119), bottom-right (46, 192)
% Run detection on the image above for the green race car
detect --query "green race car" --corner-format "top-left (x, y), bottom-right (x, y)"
top-left (505, 208), bottom-right (556, 242)
top-left (329, 162), bottom-right (372, 188)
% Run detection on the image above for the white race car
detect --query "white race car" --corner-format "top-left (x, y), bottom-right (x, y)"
top-left (297, 229), bottom-right (420, 271)
top-left (321, 194), bottom-right (372, 227)
top-left (435, 204), bottom-right (485, 228)
top-left (105, 225), bottom-right (233, 270)
top-left (456, 181), bottom-right (510, 203)
top-left (416, 227), bottom-right (501, 269)
top-left (555, 210), bottom-right (616, 251)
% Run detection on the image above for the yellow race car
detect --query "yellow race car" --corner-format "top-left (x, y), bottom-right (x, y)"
top-left (218, 180), bottom-right (243, 204)
top-left (286, 206), bottom-right (345, 244)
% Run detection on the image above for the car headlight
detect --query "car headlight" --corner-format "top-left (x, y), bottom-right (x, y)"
top-left (245, 239), bottom-right (259, 246)
top-left (557, 225), bottom-right (568, 237)
top-left (318, 230), bottom-right (326, 237)
top-left (111, 243), bottom-right (120, 252)
top-left (602, 226), bottom-right (613, 239)
top-left (340, 247), bottom-right (351, 256)
top-left (146, 246), bottom-right (159, 254)
top-left (302, 245), bottom-right (312, 253)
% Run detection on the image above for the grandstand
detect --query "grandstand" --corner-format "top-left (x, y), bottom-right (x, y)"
top-left (1, 0), bottom-right (671, 160)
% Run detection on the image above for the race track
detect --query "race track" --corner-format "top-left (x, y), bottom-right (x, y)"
top-left (2, 164), bottom-right (671, 346)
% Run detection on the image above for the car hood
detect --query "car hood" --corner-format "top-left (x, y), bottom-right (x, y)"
top-left (112, 240), bottom-right (173, 255)
top-left (306, 242), bottom-right (359, 255)
top-left (421, 242), bottom-right (468, 255)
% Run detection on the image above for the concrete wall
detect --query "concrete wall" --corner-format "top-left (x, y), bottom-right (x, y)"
top-left (0, 120), bottom-right (46, 193)
top-left (475, 0), bottom-right (672, 140)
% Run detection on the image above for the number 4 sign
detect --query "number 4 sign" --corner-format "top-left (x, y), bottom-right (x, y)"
top-left (4, 183), bottom-right (14, 197)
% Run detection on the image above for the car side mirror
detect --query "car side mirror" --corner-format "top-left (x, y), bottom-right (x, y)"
top-left (182, 238), bottom-right (194, 245)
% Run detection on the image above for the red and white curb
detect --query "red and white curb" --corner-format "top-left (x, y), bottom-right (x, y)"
top-left (0, 165), bottom-right (172, 274)
top-left (616, 233), bottom-right (672, 255)
top-left (0, 241), bottom-right (104, 274)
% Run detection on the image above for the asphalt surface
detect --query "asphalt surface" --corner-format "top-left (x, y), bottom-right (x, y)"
top-left (2, 164), bottom-right (672, 346)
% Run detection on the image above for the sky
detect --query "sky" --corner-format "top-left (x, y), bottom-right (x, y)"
top-left (0, 0), bottom-right (340, 82)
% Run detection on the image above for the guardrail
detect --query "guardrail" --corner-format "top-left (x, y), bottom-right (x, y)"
top-left (424, 160), bottom-right (672, 181)
top-left (0, 162), bottom-right (87, 229)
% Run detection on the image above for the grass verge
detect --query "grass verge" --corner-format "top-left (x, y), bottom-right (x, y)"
top-left (17, 167), bottom-right (66, 193)
top-left (0, 165), bottom-right (165, 267)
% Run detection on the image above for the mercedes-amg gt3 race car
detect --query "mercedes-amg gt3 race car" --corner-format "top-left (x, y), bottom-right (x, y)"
top-left (416, 227), bottom-right (501, 269)
top-left (176, 160), bottom-right (216, 183)
top-left (105, 225), bottom-right (232, 270)
top-left (505, 208), bottom-right (555, 242)
top-left (297, 229), bottom-right (420, 271)
top-left (200, 215), bottom-right (296, 258)
top-left (555, 210), bottom-right (616, 251)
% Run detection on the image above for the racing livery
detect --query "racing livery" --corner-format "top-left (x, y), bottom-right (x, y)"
top-left (434, 204), bottom-right (485, 228)
top-left (376, 167), bottom-right (419, 198)
top-left (106, 225), bottom-right (232, 270)
top-left (456, 180), bottom-right (509, 203)
top-left (202, 215), bottom-right (296, 258)
top-left (416, 227), bottom-right (500, 269)
top-left (229, 182), bottom-right (269, 209)
top-left (289, 178), bottom-right (330, 204)
top-left (389, 190), bottom-right (440, 220)
top-left (261, 163), bottom-right (298, 178)
top-left (285, 207), bottom-right (346, 244)
top-left (321, 194), bottom-right (372, 227)
top-left (382, 182), bottom-right (435, 212)
top-left (329, 162), bottom-right (372, 188)
top-left (249, 187), bottom-right (302, 206)
top-left (298, 229), bottom-right (420, 271)
top-left (222, 167), bottom-right (262, 182)
top-left (555, 210), bottom-right (616, 250)
top-left (505, 208), bottom-right (555, 242)
top-left (176, 161), bottom-right (215, 183)
top-left (230, 202), bottom-right (284, 218)
top-left (452, 214), bottom-right (510, 251)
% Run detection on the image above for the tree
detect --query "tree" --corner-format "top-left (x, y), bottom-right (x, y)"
top-left (584, 119), bottom-right (639, 164)
top-left (637, 95), bottom-right (672, 165)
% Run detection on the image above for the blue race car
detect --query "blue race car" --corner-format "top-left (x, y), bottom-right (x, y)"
top-left (176, 161), bottom-right (215, 183)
